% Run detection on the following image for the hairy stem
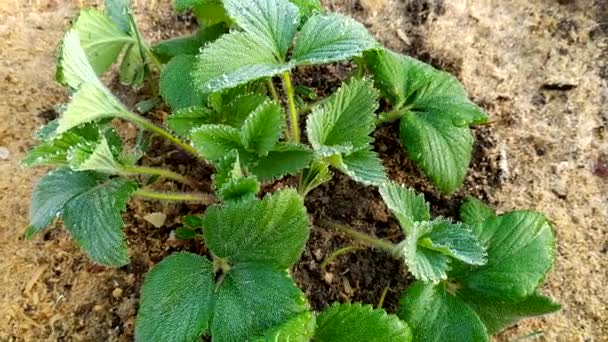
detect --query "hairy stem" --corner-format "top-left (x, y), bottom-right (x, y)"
top-left (321, 220), bottom-right (397, 254)
top-left (282, 71), bottom-right (300, 143)
top-left (266, 78), bottom-right (280, 102)
top-left (133, 189), bottom-right (215, 204)
top-left (121, 165), bottom-right (194, 187)
top-left (375, 107), bottom-right (410, 126)
top-left (321, 245), bottom-right (366, 270)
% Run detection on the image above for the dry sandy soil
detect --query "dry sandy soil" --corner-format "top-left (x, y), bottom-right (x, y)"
top-left (0, 0), bottom-right (606, 341)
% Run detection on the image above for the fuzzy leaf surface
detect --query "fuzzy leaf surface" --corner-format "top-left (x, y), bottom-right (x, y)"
top-left (135, 253), bottom-right (215, 342)
top-left (152, 24), bottom-right (227, 63)
top-left (212, 263), bottom-right (309, 342)
top-left (218, 176), bottom-right (261, 202)
top-left (240, 102), bottom-right (284, 155)
top-left (68, 135), bottom-right (123, 174)
top-left (398, 282), bottom-right (488, 342)
top-left (335, 149), bottom-right (387, 186)
top-left (202, 189), bottom-right (309, 268)
top-left (379, 182), bottom-right (430, 231)
top-left (167, 106), bottom-right (216, 138)
top-left (293, 13), bottom-right (377, 65)
top-left (23, 125), bottom-right (101, 167)
top-left (161, 55), bottom-right (206, 110)
top-left (254, 311), bottom-right (316, 341)
top-left (315, 303), bottom-right (412, 342)
top-left (190, 125), bottom-right (244, 161)
top-left (459, 196), bottom-right (496, 226)
top-left (249, 143), bottom-right (313, 181)
top-left (307, 78), bottom-right (378, 156)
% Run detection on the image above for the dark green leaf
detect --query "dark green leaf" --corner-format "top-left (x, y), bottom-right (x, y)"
top-left (249, 143), bottom-right (313, 181)
top-left (168, 106), bottom-right (217, 138)
top-left (152, 23), bottom-right (228, 63)
top-left (254, 311), bottom-right (316, 341)
top-left (175, 226), bottom-right (200, 240)
top-left (161, 55), bottom-right (206, 110)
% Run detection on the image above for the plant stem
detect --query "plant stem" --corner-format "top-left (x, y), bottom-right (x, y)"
top-left (321, 220), bottom-right (397, 254)
top-left (121, 165), bottom-right (194, 187)
top-left (266, 78), bottom-right (280, 102)
top-left (377, 286), bottom-right (389, 309)
top-left (133, 189), bottom-right (215, 204)
top-left (321, 245), bottom-right (366, 270)
top-left (282, 71), bottom-right (300, 143)
top-left (375, 107), bottom-right (410, 126)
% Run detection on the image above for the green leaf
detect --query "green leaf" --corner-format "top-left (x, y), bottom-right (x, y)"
top-left (254, 311), bottom-right (316, 341)
top-left (293, 13), bottom-right (377, 66)
top-left (61, 177), bottom-right (137, 266)
top-left (240, 102), bottom-right (284, 155)
top-left (23, 125), bottom-right (101, 167)
top-left (203, 189), bottom-right (309, 268)
top-left (399, 110), bottom-right (474, 194)
top-left (152, 23), bottom-right (228, 63)
top-left (398, 282), bottom-right (489, 342)
top-left (307, 78), bottom-right (378, 156)
top-left (192, 2), bottom-right (231, 26)
top-left (299, 160), bottom-right (332, 196)
top-left (36, 120), bottom-right (60, 141)
top-left (220, 94), bottom-right (270, 128)
top-left (56, 30), bottom-right (105, 89)
top-left (223, 0), bottom-right (300, 59)
top-left (315, 303), bottom-right (412, 342)
top-left (168, 106), bottom-right (216, 138)
top-left (404, 220), bottom-right (486, 283)
top-left (466, 293), bottom-right (561, 334)
top-left (67, 135), bottom-right (123, 174)
top-left (194, 31), bottom-right (292, 93)
top-left (120, 44), bottom-right (147, 87)
top-left (289, 0), bottom-right (322, 19)
top-left (212, 263), bottom-right (309, 342)
top-left (249, 144), bottom-right (313, 181)
top-left (459, 196), bottom-right (496, 226)
top-left (136, 253), bottom-right (215, 342)
top-left (379, 181), bottom-right (430, 231)
top-left (56, 83), bottom-right (128, 135)
top-left (218, 176), bottom-right (261, 202)
top-left (161, 55), bottom-right (206, 110)
top-left (457, 211), bottom-right (555, 301)
top-left (190, 125), bottom-right (244, 161)
top-left (175, 226), bottom-right (200, 240)
top-left (213, 150), bottom-right (242, 190)
top-left (173, 0), bottom-right (204, 12)
top-left (105, 0), bottom-right (131, 33)
top-left (27, 169), bottom-right (102, 238)
top-left (333, 149), bottom-right (387, 186)
top-left (72, 9), bottom-right (134, 75)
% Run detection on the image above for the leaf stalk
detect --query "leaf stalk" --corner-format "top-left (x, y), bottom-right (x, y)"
top-left (321, 220), bottom-right (398, 255)
top-left (282, 71), bottom-right (300, 143)
top-left (133, 189), bottom-right (215, 204)
top-left (120, 165), bottom-right (195, 187)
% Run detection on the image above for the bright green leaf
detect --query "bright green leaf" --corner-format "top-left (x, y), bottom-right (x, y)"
top-left (459, 196), bottom-right (496, 226)
top-left (398, 282), bottom-right (489, 342)
top-left (255, 311), bottom-right (316, 341)
top-left (136, 253), bottom-right (215, 342)
top-left (307, 78), bottom-right (378, 156)
top-left (299, 160), bottom-right (332, 196)
top-left (334, 149), bottom-right (387, 186)
top-left (212, 150), bottom-right (242, 190)
top-left (293, 13), bottom-right (376, 66)
top-left (289, 0), bottom-right (322, 19)
top-left (202, 189), bottom-right (308, 268)
top-left (190, 125), bottom-right (244, 161)
top-left (379, 181), bottom-right (430, 231)
top-left (240, 102), bottom-right (284, 155)
top-left (161, 55), bottom-right (206, 110)
top-left (218, 176), bottom-right (261, 202)
top-left (249, 143), bottom-right (313, 181)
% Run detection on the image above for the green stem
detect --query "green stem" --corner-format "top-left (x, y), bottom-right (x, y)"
top-left (121, 165), bottom-right (194, 186)
top-left (133, 189), bottom-right (215, 204)
top-left (377, 286), bottom-right (389, 309)
top-left (322, 220), bottom-right (397, 254)
top-left (282, 72), bottom-right (300, 143)
top-left (375, 107), bottom-right (410, 126)
top-left (266, 78), bottom-right (280, 102)
top-left (321, 245), bottom-right (366, 270)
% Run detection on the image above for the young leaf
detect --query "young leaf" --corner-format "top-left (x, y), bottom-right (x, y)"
top-left (315, 303), bottom-right (412, 342)
top-left (202, 189), bottom-right (309, 268)
top-left (223, 0), bottom-right (300, 59)
top-left (218, 176), bottom-right (261, 202)
top-left (249, 143), bottom-right (313, 181)
top-left (289, 0), bottom-right (322, 19)
top-left (459, 196), bottom-right (496, 226)
top-left (398, 282), bottom-right (489, 342)
top-left (299, 160), bottom-right (333, 196)
top-left (136, 253), bottom-right (215, 342)
top-left (403, 220), bottom-right (486, 283)
top-left (212, 150), bottom-right (242, 190)
top-left (293, 13), bottom-right (377, 66)
top-left (67, 135), bottom-right (123, 174)
top-left (456, 211), bottom-right (555, 301)
top-left (57, 30), bottom-right (105, 89)
top-left (152, 23), bottom-right (228, 63)
top-left (194, 31), bottom-right (292, 93)
top-left (175, 226), bottom-right (200, 240)
top-left (212, 263), bottom-right (309, 342)
top-left (105, 0), bottom-right (131, 33)
top-left (120, 44), bottom-right (147, 87)
top-left (333, 149), bottom-right (387, 186)
top-left (307, 78), bottom-right (378, 156)
top-left (23, 125), bottom-right (101, 167)
top-left (379, 182), bottom-right (430, 231)
top-left (240, 102), bottom-right (284, 155)
top-left (190, 125), bottom-right (244, 161)
top-left (61, 177), bottom-right (137, 266)
top-left (161, 55), bottom-right (207, 110)
top-left (72, 9), bottom-right (134, 75)
top-left (254, 311), bottom-right (316, 341)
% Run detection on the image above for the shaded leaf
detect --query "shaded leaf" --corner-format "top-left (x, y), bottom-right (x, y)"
top-left (105, 0), bottom-right (131, 33)
top-left (152, 23), bottom-right (228, 63)
top-left (168, 106), bottom-right (216, 138)
top-left (190, 125), bottom-right (244, 161)
top-left (459, 196), bottom-right (496, 226)
top-left (161, 55), bottom-right (206, 110)
top-left (240, 102), bottom-right (284, 155)
top-left (249, 143), bottom-right (313, 181)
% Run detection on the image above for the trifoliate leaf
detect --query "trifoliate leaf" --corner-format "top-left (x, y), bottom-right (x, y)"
top-left (27, 169), bottom-right (103, 238)
top-left (240, 102), bottom-right (284, 155)
top-left (152, 23), bottom-right (228, 63)
top-left (136, 253), bottom-right (215, 342)
top-left (398, 282), bottom-right (489, 342)
top-left (254, 311), bottom-right (316, 341)
top-left (194, 31), bottom-right (292, 93)
top-left (202, 189), bottom-right (309, 268)
top-left (333, 149), bottom-right (387, 186)
top-left (57, 30), bottom-right (105, 89)
top-left (67, 135), bottom-right (123, 174)
top-left (289, 0), bottom-right (322, 20)
top-left (105, 0), bottom-right (131, 33)
top-left (315, 303), bottom-right (412, 342)
top-left (459, 196), bottom-right (496, 226)
top-left (379, 182), bottom-right (430, 232)
top-left (23, 124), bottom-right (100, 167)
top-left (161, 55), bottom-right (207, 110)
top-left (293, 13), bottom-right (377, 66)
top-left (307, 78), bottom-right (378, 156)
top-left (456, 211), bottom-right (555, 301)
top-left (61, 177), bottom-right (136, 266)
top-left (466, 293), bottom-right (561, 335)
top-left (404, 220), bottom-right (486, 283)
top-left (299, 160), bottom-right (332, 196)
top-left (223, 0), bottom-right (300, 59)
top-left (249, 144), bottom-right (313, 181)
top-left (212, 263), bottom-right (309, 342)
top-left (120, 44), bottom-right (147, 87)
top-left (167, 106), bottom-right (216, 138)
top-left (72, 9), bottom-right (134, 75)
top-left (190, 125), bottom-right (244, 161)
top-left (218, 176), bottom-right (261, 202)
top-left (56, 83), bottom-right (129, 135)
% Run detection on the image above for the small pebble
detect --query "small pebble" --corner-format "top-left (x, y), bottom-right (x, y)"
top-left (112, 288), bottom-right (123, 299)
top-left (144, 212), bottom-right (167, 228)
top-left (0, 147), bottom-right (10, 160)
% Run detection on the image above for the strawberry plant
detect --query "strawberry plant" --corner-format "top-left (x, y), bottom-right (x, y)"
top-left (24, 0), bottom-right (560, 340)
